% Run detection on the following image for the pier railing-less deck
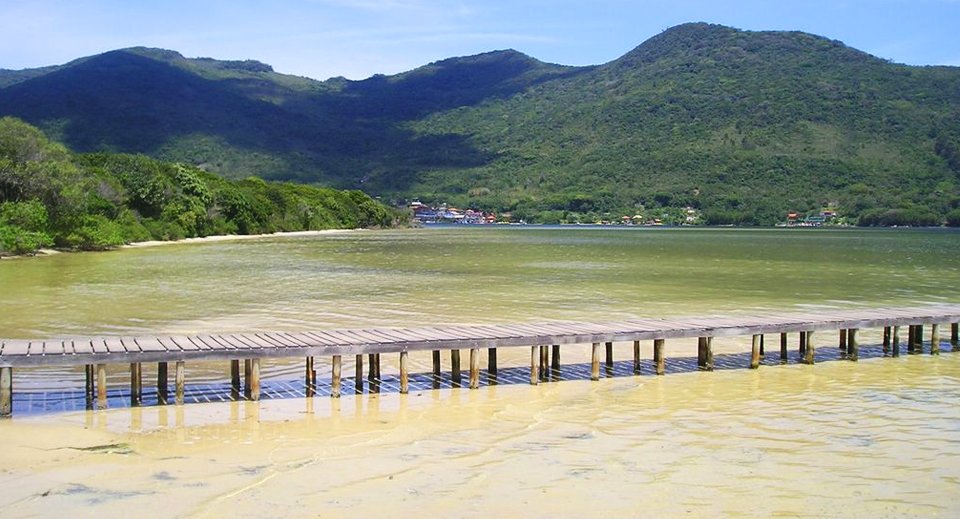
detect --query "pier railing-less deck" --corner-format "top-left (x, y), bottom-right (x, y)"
top-left (2, 305), bottom-right (959, 416)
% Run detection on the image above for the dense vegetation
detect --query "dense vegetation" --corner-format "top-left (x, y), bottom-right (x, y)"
top-left (1, 23), bottom-right (959, 225)
top-left (0, 117), bottom-right (396, 256)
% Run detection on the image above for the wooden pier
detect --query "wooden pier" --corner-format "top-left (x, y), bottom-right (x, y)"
top-left (2, 305), bottom-right (959, 416)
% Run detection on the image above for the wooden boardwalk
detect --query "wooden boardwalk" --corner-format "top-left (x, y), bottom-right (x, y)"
top-left (2, 304), bottom-right (960, 416)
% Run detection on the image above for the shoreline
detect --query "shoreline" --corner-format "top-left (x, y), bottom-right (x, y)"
top-left (2, 229), bottom-right (362, 260)
top-left (120, 228), bottom-right (361, 250)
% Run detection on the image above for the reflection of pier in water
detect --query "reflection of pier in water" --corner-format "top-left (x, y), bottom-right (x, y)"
top-left (2, 305), bottom-right (959, 416)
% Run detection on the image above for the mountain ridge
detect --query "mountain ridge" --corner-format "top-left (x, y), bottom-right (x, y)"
top-left (1, 22), bottom-right (959, 224)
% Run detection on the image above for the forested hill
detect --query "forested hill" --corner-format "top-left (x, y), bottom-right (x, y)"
top-left (2, 23), bottom-right (959, 225)
top-left (0, 118), bottom-right (396, 256)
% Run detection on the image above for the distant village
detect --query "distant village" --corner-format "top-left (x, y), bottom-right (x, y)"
top-left (408, 200), bottom-right (703, 225)
top-left (407, 201), bottom-right (843, 227)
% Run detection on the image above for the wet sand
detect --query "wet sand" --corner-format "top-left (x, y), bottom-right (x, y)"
top-left (2, 343), bottom-right (959, 519)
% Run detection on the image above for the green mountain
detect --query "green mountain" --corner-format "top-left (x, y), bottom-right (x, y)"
top-left (2, 23), bottom-right (959, 225)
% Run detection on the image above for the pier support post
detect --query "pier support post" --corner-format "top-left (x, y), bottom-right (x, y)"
top-left (931, 324), bottom-right (941, 355)
top-left (355, 355), bottom-right (363, 393)
top-left (469, 348), bottom-right (480, 389)
top-left (488, 348), bottom-right (498, 381)
top-left (892, 326), bottom-right (901, 357)
top-left (85, 364), bottom-right (94, 409)
top-left (432, 350), bottom-right (441, 380)
top-left (399, 351), bottom-right (409, 394)
top-left (799, 332), bottom-right (807, 357)
top-left (451, 350), bottom-right (461, 386)
top-left (633, 341), bottom-right (641, 374)
top-left (248, 359), bottom-right (261, 401)
top-left (750, 335), bottom-right (761, 369)
top-left (243, 360), bottom-right (252, 399)
top-left (605, 342), bottom-right (614, 367)
top-left (130, 363), bottom-right (142, 407)
top-left (911, 325), bottom-right (924, 354)
top-left (882, 327), bottom-right (891, 356)
top-left (591, 343), bottom-right (601, 381)
top-left (759, 334), bottom-right (765, 357)
top-left (848, 328), bottom-right (859, 362)
top-left (952, 323), bottom-right (959, 351)
top-left (552, 345), bottom-right (561, 373)
top-left (305, 357), bottom-right (314, 393)
top-left (803, 331), bottom-right (815, 365)
top-left (158, 362), bottom-right (169, 405)
top-left (839, 329), bottom-right (848, 356)
top-left (779, 333), bottom-right (788, 364)
top-left (530, 346), bottom-right (540, 385)
top-left (368, 354), bottom-right (379, 381)
top-left (0, 367), bottom-right (12, 418)
top-left (541, 345), bottom-right (549, 380)
top-left (908, 325), bottom-right (916, 354)
top-left (697, 337), bottom-right (714, 371)
top-left (331, 355), bottom-right (342, 398)
top-left (96, 363), bottom-right (107, 409)
top-left (230, 360), bottom-right (241, 397)
top-left (654, 339), bottom-right (665, 376)
top-left (175, 361), bottom-right (185, 405)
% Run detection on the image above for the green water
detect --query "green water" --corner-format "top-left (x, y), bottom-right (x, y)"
top-left (1, 227), bottom-right (959, 338)
top-left (3, 226), bottom-right (960, 518)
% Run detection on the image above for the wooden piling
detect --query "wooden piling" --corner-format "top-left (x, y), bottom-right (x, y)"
top-left (130, 363), bottom-right (142, 407)
top-left (0, 367), bottom-right (12, 417)
top-left (530, 346), bottom-right (540, 385)
top-left (399, 351), bottom-right (409, 394)
top-left (633, 340), bottom-right (641, 374)
top-left (654, 339), bottom-right (665, 376)
top-left (85, 364), bottom-right (94, 409)
top-left (799, 331), bottom-right (807, 356)
top-left (249, 359), bottom-right (261, 401)
top-left (432, 350), bottom-right (441, 379)
top-left (451, 349), bottom-right (462, 386)
top-left (591, 343), bottom-right (601, 381)
top-left (931, 324), bottom-right (940, 355)
top-left (779, 333), bottom-right (788, 364)
top-left (839, 329), bottom-right (848, 354)
top-left (175, 361), bottom-right (185, 405)
top-left (96, 363), bottom-right (107, 409)
top-left (243, 359), bottom-right (252, 398)
top-left (331, 355), bottom-right (342, 398)
top-left (952, 323), bottom-right (959, 351)
top-left (882, 327), bottom-right (891, 355)
top-left (305, 357), bottom-right (314, 389)
top-left (230, 360), bottom-right (241, 395)
top-left (540, 345), bottom-right (549, 380)
top-left (759, 334), bottom-right (765, 357)
top-left (368, 353), bottom-right (377, 381)
top-left (552, 344), bottom-right (561, 372)
top-left (912, 325), bottom-right (924, 354)
top-left (697, 337), bottom-right (714, 371)
top-left (605, 342), bottom-right (614, 367)
top-left (750, 335), bottom-right (761, 369)
top-left (848, 328), bottom-right (859, 361)
top-left (469, 348), bottom-right (480, 389)
top-left (158, 361), bottom-right (169, 405)
top-left (802, 331), bottom-right (815, 365)
top-left (488, 348), bottom-right (498, 380)
top-left (355, 354), bottom-right (363, 393)
top-left (892, 326), bottom-right (901, 357)
top-left (908, 325), bottom-right (916, 354)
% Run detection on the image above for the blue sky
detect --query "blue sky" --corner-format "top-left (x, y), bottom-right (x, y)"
top-left (1, 0), bottom-right (958, 80)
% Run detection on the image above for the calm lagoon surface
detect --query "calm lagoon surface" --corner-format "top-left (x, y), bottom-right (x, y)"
top-left (1, 226), bottom-right (959, 517)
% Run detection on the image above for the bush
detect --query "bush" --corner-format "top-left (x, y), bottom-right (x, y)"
top-left (61, 215), bottom-right (126, 250)
top-left (0, 224), bottom-right (54, 255)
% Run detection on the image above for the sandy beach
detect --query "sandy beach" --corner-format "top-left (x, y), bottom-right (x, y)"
top-left (1, 229), bottom-right (362, 260)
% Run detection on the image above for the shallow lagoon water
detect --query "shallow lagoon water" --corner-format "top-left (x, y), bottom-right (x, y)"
top-left (1, 227), bottom-right (959, 517)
